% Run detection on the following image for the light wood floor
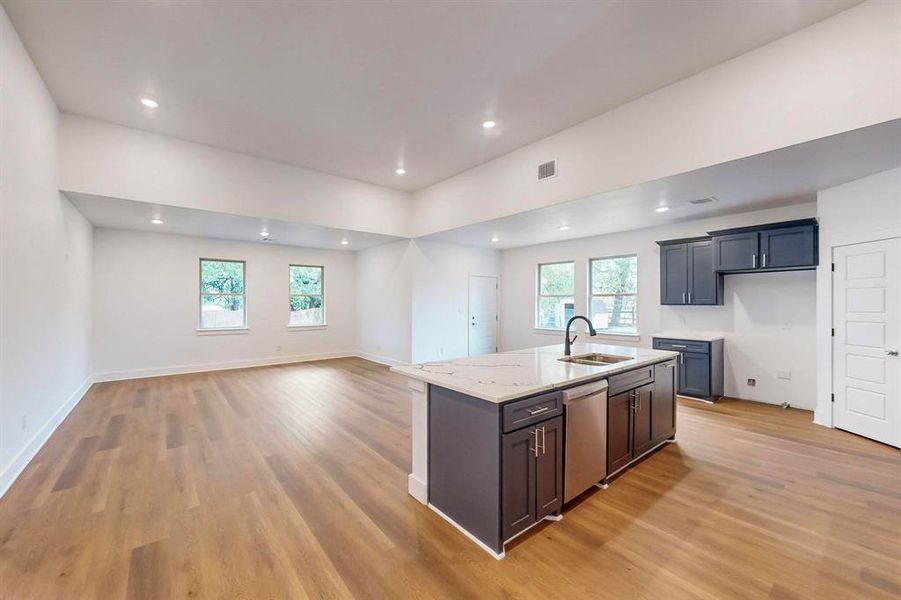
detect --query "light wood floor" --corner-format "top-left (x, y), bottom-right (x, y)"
top-left (0, 358), bottom-right (898, 599)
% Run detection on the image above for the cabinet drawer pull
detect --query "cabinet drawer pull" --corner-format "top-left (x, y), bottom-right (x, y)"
top-left (671, 344), bottom-right (687, 348)
top-left (752, 254), bottom-right (757, 268)
top-left (527, 406), bottom-right (549, 416)
top-left (540, 427), bottom-right (547, 455)
top-left (762, 253), bottom-right (767, 268)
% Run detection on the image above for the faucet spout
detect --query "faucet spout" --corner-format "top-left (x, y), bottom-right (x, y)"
top-left (564, 315), bottom-right (597, 356)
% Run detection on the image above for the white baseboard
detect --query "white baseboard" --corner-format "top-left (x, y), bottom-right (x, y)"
top-left (92, 351), bottom-right (357, 382)
top-left (356, 352), bottom-right (408, 367)
top-left (408, 473), bottom-right (427, 504)
top-left (0, 375), bottom-right (94, 498)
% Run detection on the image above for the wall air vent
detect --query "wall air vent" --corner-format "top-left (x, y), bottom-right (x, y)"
top-left (538, 160), bottom-right (557, 181)
top-left (688, 196), bottom-right (718, 205)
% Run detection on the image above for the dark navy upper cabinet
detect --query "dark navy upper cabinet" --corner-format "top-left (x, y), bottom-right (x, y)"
top-left (687, 240), bottom-right (722, 305)
top-left (656, 237), bottom-right (723, 305)
top-left (712, 231), bottom-right (759, 271)
top-left (709, 219), bottom-right (818, 273)
top-left (759, 224), bottom-right (817, 269)
top-left (659, 242), bottom-right (688, 305)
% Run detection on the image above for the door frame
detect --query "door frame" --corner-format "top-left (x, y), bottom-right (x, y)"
top-left (467, 274), bottom-right (500, 356)
top-left (821, 227), bottom-right (901, 429)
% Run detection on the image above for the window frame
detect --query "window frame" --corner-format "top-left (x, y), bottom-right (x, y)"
top-left (535, 260), bottom-right (575, 331)
top-left (198, 258), bottom-right (247, 331)
top-left (588, 253), bottom-right (639, 336)
top-left (288, 264), bottom-right (326, 328)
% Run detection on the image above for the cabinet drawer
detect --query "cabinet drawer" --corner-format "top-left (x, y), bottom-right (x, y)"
top-left (608, 365), bottom-right (655, 396)
top-left (653, 338), bottom-right (710, 354)
top-left (502, 391), bottom-right (562, 433)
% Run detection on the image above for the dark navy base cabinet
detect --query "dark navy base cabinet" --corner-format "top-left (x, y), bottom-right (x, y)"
top-left (652, 337), bottom-right (724, 402)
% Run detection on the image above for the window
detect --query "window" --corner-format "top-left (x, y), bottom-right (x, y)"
top-left (536, 261), bottom-right (575, 330)
top-left (589, 255), bottom-right (638, 334)
top-left (199, 259), bottom-right (246, 330)
top-left (289, 265), bottom-right (325, 327)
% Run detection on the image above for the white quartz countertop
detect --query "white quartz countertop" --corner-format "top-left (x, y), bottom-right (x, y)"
top-left (652, 331), bottom-right (726, 342)
top-left (390, 343), bottom-right (678, 403)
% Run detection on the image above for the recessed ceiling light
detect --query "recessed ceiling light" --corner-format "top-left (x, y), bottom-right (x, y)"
top-left (340, 239), bottom-right (349, 246)
top-left (140, 98), bottom-right (159, 108)
top-left (260, 230), bottom-right (269, 237)
top-left (491, 236), bottom-right (499, 243)
top-left (655, 206), bottom-right (671, 213)
top-left (151, 218), bottom-right (164, 225)
top-left (482, 120), bottom-right (496, 129)
top-left (559, 225), bottom-right (570, 231)
top-left (395, 167), bottom-right (406, 175)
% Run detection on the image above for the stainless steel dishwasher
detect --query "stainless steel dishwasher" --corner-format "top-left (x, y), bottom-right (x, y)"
top-left (562, 379), bottom-right (608, 503)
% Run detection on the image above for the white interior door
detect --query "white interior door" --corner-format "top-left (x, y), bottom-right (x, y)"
top-left (833, 237), bottom-right (901, 447)
top-left (469, 275), bottom-right (498, 356)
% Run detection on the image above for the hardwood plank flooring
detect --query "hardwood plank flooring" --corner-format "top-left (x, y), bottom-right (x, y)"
top-left (0, 357), bottom-right (898, 599)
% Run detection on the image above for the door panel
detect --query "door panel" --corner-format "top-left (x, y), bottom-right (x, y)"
top-left (632, 384), bottom-right (655, 457)
top-left (687, 240), bottom-right (720, 304)
top-left (660, 244), bottom-right (688, 305)
top-left (607, 391), bottom-right (633, 474)
top-left (713, 232), bottom-right (759, 271)
top-left (535, 416), bottom-right (563, 520)
top-left (678, 352), bottom-right (710, 399)
top-left (652, 361), bottom-right (677, 443)
top-left (469, 275), bottom-right (498, 356)
top-left (833, 238), bottom-right (900, 447)
top-left (502, 426), bottom-right (537, 540)
top-left (760, 225), bottom-right (816, 269)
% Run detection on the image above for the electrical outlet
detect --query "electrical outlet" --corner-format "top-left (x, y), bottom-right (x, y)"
top-left (777, 370), bottom-right (792, 380)
top-left (747, 378), bottom-right (756, 387)
top-left (21, 415), bottom-right (27, 431)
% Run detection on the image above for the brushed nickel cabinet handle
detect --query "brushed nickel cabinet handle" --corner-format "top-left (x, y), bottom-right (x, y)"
top-left (762, 253), bottom-right (767, 268)
top-left (688, 292), bottom-right (692, 304)
top-left (753, 254), bottom-right (757, 269)
top-left (528, 406), bottom-right (549, 416)
top-left (671, 344), bottom-right (687, 348)
top-left (531, 429), bottom-right (539, 457)
top-left (682, 292), bottom-right (686, 304)
top-left (541, 427), bottom-right (547, 455)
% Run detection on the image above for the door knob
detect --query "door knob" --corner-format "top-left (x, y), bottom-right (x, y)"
top-left (887, 350), bottom-right (899, 357)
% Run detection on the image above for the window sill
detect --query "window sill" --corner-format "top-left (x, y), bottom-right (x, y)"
top-left (589, 332), bottom-right (640, 342)
top-left (533, 328), bottom-right (565, 336)
top-left (196, 327), bottom-right (249, 336)
top-left (287, 325), bottom-right (327, 331)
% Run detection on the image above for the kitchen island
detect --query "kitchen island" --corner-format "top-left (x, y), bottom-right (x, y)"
top-left (391, 342), bottom-right (678, 558)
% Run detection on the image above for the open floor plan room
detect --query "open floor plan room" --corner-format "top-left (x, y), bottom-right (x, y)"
top-left (1, 1), bottom-right (899, 598)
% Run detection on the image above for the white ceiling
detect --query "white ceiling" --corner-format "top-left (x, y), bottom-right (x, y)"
top-left (425, 120), bottom-right (901, 249)
top-left (66, 193), bottom-right (403, 251)
top-left (4, 0), bottom-right (859, 191)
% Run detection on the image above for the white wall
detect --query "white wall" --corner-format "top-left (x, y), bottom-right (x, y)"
top-left (356, 240), bottom-right (414, 365)
top-left (0, 7), bottom-right (94, 494)
top-left (59, 114), bottom-right (414, 238)
top-left (499, 203), bottom-right (819, 409)
top-left (355, 239), bottom-right (500, 365)
top-left (413, 1), bottom-right (901, 236)
top-left (410, 240), bottom-right (500, 363)
top-left (92, 229), bottom-right (357, 379)
top-left (815, 167), bottom-right (901, 425)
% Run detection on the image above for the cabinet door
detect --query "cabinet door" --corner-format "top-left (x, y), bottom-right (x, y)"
top-left (502, 426), bottom-right (537, 541)
top-left (652, 361), bottom-right (677, 444)
top-left (678, 352), bottom-right (710, 399)
top-left (660, 243), bottom-right (688, 305)
top-left (760, 225), bottom-right (816, 269)
top-left (632, 384), bottom-right (655, 457)
top-left (534, 416), bottom-right (563, 521)
top-left (687, 240), bottom-right (721, 305)
top-left (607, 390), bottom-right (634, 474)
top-left (713, 232), bottom-right (759, 271)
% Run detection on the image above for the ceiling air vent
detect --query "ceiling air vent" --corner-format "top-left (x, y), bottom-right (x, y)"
top-left (688, 196), bottom-right (718, 205)
top-left (538, 160), bottom-right (557, 181)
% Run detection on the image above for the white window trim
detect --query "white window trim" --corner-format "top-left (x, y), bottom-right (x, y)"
top-left (288, 264), bottom-right (326, 328)
top-left (588, 254), bottom-right (639, 336)
top-left (198, 258), bottom-right (247, 331)
top-left (535, 261), bottom-right (575, 331)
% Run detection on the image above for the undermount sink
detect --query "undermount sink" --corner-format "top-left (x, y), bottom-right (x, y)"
top-left (558, 352), bottom-right (633, 366)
